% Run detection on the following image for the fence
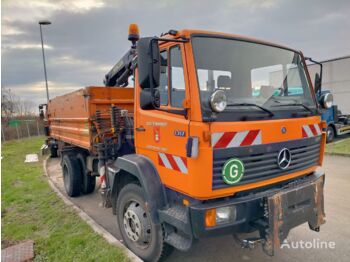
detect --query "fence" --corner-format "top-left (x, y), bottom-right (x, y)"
top-left (1, 119), bottom-right (45, 141)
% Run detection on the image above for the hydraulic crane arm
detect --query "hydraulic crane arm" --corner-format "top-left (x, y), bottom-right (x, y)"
top-left (103, 48), bottom-right (136, 87)
top-left (103, 25), bottom-right (187, 87)
top-left (104, 24), bottom-right (140, 87)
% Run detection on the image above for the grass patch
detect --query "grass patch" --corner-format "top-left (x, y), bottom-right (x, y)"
top-left (1, 137), bottom-right (129, 261)
top-left (325, 137), bottom-right (350, 155)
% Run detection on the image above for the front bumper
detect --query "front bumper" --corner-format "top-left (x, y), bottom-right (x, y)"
top-left (189, 169), bottom-right (325, 251)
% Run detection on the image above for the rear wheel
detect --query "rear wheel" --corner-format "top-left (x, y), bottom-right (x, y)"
top-left (326, 126), bottom-right (335, 143)
top-left (76, 153), bottom-right (96, 195)
top-left (116, 184), bottom-right (173, 262)
top-left (62, 154), bottom-right (81, 197)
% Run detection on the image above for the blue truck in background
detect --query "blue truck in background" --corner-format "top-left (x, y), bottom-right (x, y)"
top-left (318, 90), bottom-right (350, 143)
top-left (305, 57), bottom-right (350, 143)
top-left (252, 85), bottom-right (349, 143)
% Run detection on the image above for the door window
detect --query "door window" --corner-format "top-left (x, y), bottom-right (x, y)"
top-left (170, 46), bottom-right (186, 108)
top-left (159, 50), bottom-right (168, 105)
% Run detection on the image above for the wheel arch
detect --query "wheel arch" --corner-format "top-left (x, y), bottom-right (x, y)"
top-left (59, 147), bottom-right (89, 164)
top-left (110, 154), bottom-right (168, 223)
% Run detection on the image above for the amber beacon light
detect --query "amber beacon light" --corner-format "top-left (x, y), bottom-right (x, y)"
top-left (128, 23), bottom-right (140, 47)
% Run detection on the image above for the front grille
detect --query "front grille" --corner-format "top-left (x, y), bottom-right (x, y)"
top-left (212, 136), bottom-right (321, 190)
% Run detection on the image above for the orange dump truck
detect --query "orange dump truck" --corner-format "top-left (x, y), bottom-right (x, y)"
top-left (42, 25), bottom-right (333, 261)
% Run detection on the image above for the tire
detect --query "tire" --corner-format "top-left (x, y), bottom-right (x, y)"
top-left (326, 126), bottom-right (335, 143)
top-left (116, 184), bottom-right (173, 262)
top-left (76, 153), bottom-right (96, 195)
top-left (62, 154), bottom-right (82, 197)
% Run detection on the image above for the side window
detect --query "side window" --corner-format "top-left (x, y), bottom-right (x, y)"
top-left (170, 46), bottom-right (186, 108)
top-left (159, 51), bottom-right (168, 105)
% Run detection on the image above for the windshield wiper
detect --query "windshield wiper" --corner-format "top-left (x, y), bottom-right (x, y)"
top-left (226, 103), bottom-right (274, 116)
top-left (271, 103), bottom-right (315, 113)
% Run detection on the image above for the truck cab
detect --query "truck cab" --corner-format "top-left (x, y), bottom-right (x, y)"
top-left (134, 30), bottom-right (323, 198)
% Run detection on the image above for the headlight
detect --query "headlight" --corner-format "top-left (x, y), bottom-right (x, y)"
top-left (320, 93), bottom-right (333, 109)
top-left (210, 90), bottom-right (227, 112)
top-left (216, 206), bottom-right (236, 225)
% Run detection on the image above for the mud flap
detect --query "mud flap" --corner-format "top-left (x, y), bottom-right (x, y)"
top-left (262, 175), bottom-right (326, 256)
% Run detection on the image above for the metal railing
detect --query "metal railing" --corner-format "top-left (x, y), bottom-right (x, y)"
top-left (1, 119), bottom-right (45, 141)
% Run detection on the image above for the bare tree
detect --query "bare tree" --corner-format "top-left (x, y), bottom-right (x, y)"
top-left (1, 88), bottom-right (16, 119)
top-left (22, 100), bottom-right (36, 116)
top-left (1, 88), bottom-right (37, 118)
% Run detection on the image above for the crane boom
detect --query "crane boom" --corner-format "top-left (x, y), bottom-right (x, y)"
top-left (103, 48), bottom-right (136, 87)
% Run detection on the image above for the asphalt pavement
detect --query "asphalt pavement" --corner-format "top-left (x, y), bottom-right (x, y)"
top-left (47, 155), bottom-right (350, 262)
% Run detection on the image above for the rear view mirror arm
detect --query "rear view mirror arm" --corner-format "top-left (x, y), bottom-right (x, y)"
top-left (154, 37), bottom-right (189, 43)
top-left (147, 37), bottom-right (189, 108)
top-left (305, 57), bottom-right (323, 95)
top-left (305, 57), bottom-right (323, 81)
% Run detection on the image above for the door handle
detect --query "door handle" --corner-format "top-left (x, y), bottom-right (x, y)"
top-left (136, 126), bottom-right (146, 132)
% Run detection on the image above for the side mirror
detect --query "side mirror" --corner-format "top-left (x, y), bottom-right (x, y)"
top-left (140, 89), bottom-right (160, 110)
top-left (314, 73), bottom-right (321, 94)
top-left (137, 37), bottom-right (160, 90)
top-left (320, 93), bottom-right (333, 109)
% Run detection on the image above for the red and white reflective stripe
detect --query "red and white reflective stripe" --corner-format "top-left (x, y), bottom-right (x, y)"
top-left (212, 130), bottom-right (262, 149)
top-left (158, 153), bottom-right (188, 174)
top-left (99, 166), bottom-right (106, 189)
top-left (302, 124), bottom-right (322, 138)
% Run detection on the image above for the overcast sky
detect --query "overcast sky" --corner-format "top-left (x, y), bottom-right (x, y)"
top-left (2, 0), bottom-right (350, 105)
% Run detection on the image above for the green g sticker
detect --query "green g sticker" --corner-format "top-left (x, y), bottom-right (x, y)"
top-left (222, 158), bottom-right (244, 185)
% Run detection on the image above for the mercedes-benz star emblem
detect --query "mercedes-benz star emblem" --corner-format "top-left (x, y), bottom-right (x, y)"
top-left (277, 148), bottom-right (291, 169)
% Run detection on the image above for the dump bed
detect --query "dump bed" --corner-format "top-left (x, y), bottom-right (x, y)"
top-left (47, 86), bottom-right (134, 150)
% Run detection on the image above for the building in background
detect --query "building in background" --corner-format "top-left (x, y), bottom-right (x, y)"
top-left (308, 55), bottom-right (350, 114)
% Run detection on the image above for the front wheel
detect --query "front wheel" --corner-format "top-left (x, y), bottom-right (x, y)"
top-left (116, 184), bottom-right (173, 262)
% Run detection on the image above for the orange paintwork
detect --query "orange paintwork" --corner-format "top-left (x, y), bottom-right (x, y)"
top-left (48, 29), bottom-right (325, 201)
top-left (48, 86), bottom-right (134, 151)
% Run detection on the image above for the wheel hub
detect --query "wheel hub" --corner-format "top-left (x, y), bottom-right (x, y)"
top-left (123, 201), bottom-right (151, 244)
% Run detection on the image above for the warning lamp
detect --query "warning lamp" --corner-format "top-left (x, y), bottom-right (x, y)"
top-left (205, 206), bottom-right (237, 228)
top-left (128, 23), bottom-right (140, 48)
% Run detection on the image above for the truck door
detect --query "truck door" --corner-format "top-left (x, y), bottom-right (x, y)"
top-left (135, 44), bottom-right (190, 190)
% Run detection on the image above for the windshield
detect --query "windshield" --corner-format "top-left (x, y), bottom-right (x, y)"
top-left (192, 36), bottom-right (317, 121)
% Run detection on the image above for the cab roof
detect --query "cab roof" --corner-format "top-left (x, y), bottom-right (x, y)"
top-left (166, 29), bottom-right (300, 54)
